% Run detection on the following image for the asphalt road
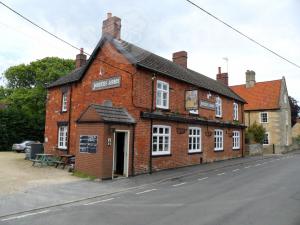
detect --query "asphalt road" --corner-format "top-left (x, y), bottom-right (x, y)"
top-left (1, 154), bottom-right (300, 225)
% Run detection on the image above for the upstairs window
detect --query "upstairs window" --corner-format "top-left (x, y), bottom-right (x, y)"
top-left (214, 129), bottom-right (223, 151)
top-left (62, 92), bottom-right (68, 112)
top-left (58, 126), bottom-right (68, 149)
top-left (232, 131), bottom-right (240, 149)
top-left (233, 102), bottom-right (239, 120)
top-left (152, 125), bottom-right (171, 156)
top-left (260, 112), bottom-right (268, 123)
top-left (215, 97), bottom-right (222, 117)
top-left (156, 80), bottom-right (169, 109)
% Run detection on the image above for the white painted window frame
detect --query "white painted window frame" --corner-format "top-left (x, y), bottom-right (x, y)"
top-left (152, 125), bottom-right (171, 156)
top-left (233, 102), bottom-right (239, 121)
top-left (232, 131), bottom-right (240, 150)
top-left (214, 129), bottom-right (223, 151)
top-left (215, 97), bottom-right (222, 117)
top-left (62, 92), bottom-right (68, 112)
top-left (260, 112), bottom-right (268, 123)
top-left (156, 80), bottom-right (169, 109)
top-left (58, 126), bottom-right (68, 149)
top-left (188, 127), bottom-right (202, 153)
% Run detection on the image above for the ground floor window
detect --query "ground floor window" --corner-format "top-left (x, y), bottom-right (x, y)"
top-left (263, 133), bottom-right (269, 145)
top-left (214, 129), bottom-right (223, 151)
top-left (152, 125), bottom-right (171, 156)
top-left (58, 126), bottom-right (68, 149)
top-left (188, 127), bottom-right (201, 153)
top-left (232, 131), bottom-right (240, 149)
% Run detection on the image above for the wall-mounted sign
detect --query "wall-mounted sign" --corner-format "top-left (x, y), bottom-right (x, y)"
top-left (92, 76), bottom-right (121, 91)
top-left (79, 135), bottom-right (98, 153)
top-left (185, 90), bottom-right (198, 110)
top-left (200, 100), bottom-right (215, 110)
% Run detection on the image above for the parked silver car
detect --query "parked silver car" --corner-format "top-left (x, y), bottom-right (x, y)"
top-left (12, 141), bottom-right (35, 153)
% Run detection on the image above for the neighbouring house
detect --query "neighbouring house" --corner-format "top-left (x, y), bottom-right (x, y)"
top-left (292, 118), bottom-right (300, 138)
top-left (231, 71), bottom-right (292, 154)
top-left (45, 13), bottom-right (246, 179)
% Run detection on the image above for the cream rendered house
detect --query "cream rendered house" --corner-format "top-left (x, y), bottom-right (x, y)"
top-left (231, 70), bottom-right (292, 154)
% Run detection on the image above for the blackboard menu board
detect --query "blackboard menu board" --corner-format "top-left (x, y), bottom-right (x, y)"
top-left (79, 135), bottom-right (98, 153)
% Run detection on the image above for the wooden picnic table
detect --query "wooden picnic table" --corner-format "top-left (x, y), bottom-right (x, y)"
top-left (54, 154), bottom-right (75, 169)
top-left (32, 153), bottom-right (54, 166)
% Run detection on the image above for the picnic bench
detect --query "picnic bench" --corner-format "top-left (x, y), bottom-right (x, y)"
top-left (32, 153), bottom-right (55, 166)
top-left (53, 154), bottom-right (75, 169)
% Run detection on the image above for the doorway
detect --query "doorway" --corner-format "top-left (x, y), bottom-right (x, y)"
top-left (113, 131), bottom-right (129, 177)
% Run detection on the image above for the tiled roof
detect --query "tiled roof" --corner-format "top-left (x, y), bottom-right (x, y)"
top-left (78, 104), bottom-right (135, 124)
top-left (230, 80), bottom-right (282, 110)
top-left (48, 35), bottom-right (245, 103)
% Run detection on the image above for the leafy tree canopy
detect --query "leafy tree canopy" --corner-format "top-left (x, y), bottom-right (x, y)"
top-left (289, 96), bottom-right (300, 127)
top-left (0, 57), bottom-right (75, 150)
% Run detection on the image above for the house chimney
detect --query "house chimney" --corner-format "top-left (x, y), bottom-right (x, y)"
top-left (246, 70), bottom-right (256, 88)
top-left (172, 51), bottom-right (188, 68)
top-left (76, 48), bottom-right (87, 68)
top-left (102, 12), bottom-right (121, 39)
top-left (216, 67), bottom-right (228, 86)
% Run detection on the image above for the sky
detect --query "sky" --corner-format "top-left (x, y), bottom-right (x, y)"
top-left (0, 0), bottom-right (299, 101)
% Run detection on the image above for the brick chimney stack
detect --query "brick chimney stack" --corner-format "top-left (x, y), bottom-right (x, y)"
top-left (246, 70), bottom-right (256, 88)
top-left (102, 12), bottom-right (121, 39)
top-left (75, 48), bottom-right (87, 68)
top-left (216, 67), bottom-right (228, 86)
top-left (172, 51), bottom-right (188, 68)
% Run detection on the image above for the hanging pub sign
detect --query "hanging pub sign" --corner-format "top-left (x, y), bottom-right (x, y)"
top-left (79, 135), bottom-right (98, 153)
top-left (199, 100), bottom-right (215, 110)
top-left (92, 76), bottom-right (121, 91)
top-left (185, 90), bottom-right (198, 110)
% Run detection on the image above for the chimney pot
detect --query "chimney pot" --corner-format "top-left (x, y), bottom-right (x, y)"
top-left (216, 66), bottom-right (228, 86)
top-left (76, 48), bottom-right (87, 68)
top-left (172, 51), bottom-right (188, 68)
top-left (107, 12), bottom-right (112, 18)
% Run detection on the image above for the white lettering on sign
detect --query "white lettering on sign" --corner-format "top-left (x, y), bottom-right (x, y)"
top-left (200, 100), bottom-right (215, 110)
top-left (92, 76), bottom-right (121, 91)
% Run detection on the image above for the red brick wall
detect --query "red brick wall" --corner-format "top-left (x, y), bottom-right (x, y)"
top-left (45, 39), bottom-right (245, 178)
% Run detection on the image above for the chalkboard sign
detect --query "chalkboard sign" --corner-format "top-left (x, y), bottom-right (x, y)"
top-left (79, 135), bottom-right (98, 153)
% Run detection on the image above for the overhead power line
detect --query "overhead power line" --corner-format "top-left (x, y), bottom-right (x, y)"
top-left (0, 1), bottom-right (134, 74)
top-left (185, 0), bottom-right (300, 69)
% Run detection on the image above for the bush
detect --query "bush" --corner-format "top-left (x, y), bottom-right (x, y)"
top-left (246, 122), bottom-right (266, 144)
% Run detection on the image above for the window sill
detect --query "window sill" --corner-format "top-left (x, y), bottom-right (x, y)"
top-left (152, 153), bottom-right (172, 158)
top-left (155, 107), bottom-right (170, 112)
top-left (215, 116), bottom-right (223, 119)
top-left (60, 110), bottom-right (68, 114)
top-left (214, 149), bottom-right (224, 152)
top-left (57, 147), bottom-right (67, 151)
top-left (232, 148), bottom-right (240, 151)
top-left (188, 151), bottom-right (202, 155)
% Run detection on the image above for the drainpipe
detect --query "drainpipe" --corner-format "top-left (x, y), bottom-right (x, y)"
top-left (67, 84), bottom-right (73, 155)
top-left (149, 74), bottom-right (156, 174)
top-left (241, 104), bottom-right (245, 158)
top-left (131, 124), bottom-right (136, 176)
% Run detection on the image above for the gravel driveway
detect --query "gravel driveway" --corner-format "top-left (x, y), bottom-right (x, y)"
top-left (0, 152), bottom-right (79, 195)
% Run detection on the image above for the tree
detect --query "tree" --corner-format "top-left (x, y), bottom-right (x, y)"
top-left (289, 96), bottom-right (300, 126)
top-left (246, 122), bottom-right (266, 144)
top-left (0, 57), bottom-right (75, 150)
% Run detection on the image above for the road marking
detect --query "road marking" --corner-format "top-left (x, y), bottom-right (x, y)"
top-left (198, 177), bottom-right (208, 181)
top-left (84, 198), bottom-right (115, 206)
top-left (1, 210), bottom-right (50, 221)
top-left (232, 169), bottom-right (240, 172)
top-left (217, 172), bottom-right (225, 176)
top-left (276, 158), bottom-right (281, 161)
top-left (244, 166), bottom-right (251, 169)
top-left (262, 162), bottom-right (268, 164)
top-left (254, 163), bottom-right (261, 167)
top-left (172, 182), bottom-right (186, 187)
top-left (136, 189), bottom-right (157, 195)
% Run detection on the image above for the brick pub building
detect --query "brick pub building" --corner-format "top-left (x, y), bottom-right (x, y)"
top-left (45, 13), bottom-right (246, 179)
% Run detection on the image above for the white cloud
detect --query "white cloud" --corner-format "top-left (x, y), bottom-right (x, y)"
top-left (0, 0), bottom-right (299, 103)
